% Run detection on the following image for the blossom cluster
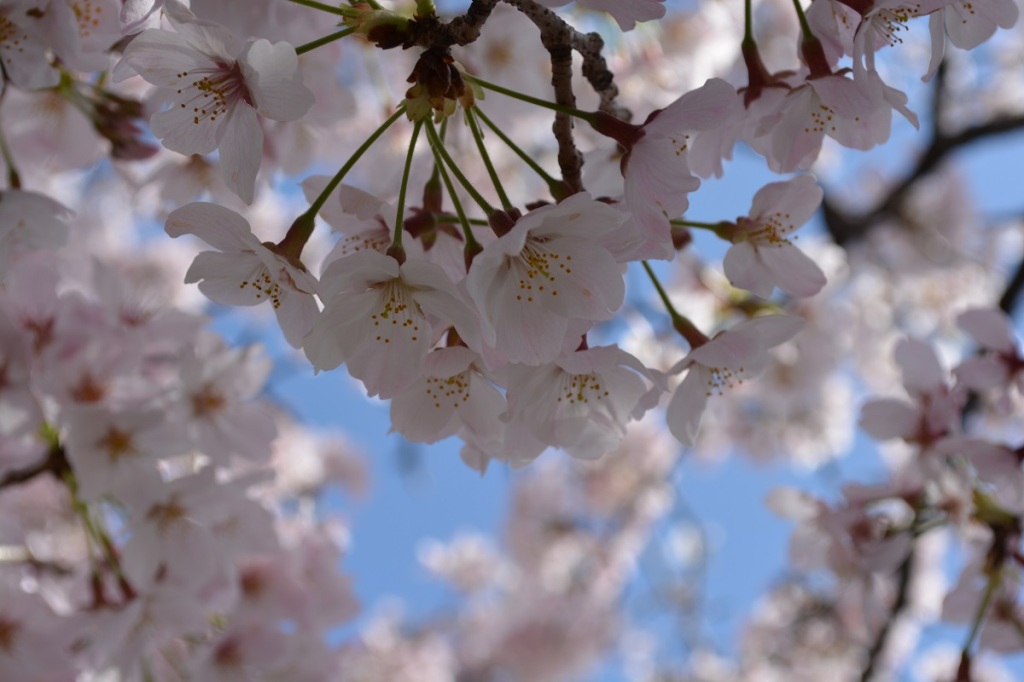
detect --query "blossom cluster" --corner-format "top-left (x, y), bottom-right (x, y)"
top-left (0, 0), bottom-right (1022, 678)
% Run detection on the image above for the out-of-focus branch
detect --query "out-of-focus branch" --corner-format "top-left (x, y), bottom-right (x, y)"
top-left (859, 546), bottom-right (915, 682)
top-left (997, 253), bottom-right (1024, 315)
top-left (823, 59), bottom-right (1024, 247)
top-left (0, 446), bottom-right (68, 490)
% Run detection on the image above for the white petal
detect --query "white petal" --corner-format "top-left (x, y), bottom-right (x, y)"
top-left (666, 367), bottom-right (709, 446)
top-left (760, 244), bottom-right (827, 298)
top-left (894, 338), bottom-right (945, 394)
top-left (165, 202), bottom-right (257, 251)
top-left (723, 242), bottom-right (774, 299)
top-left (243, 39), bottom-right (315, 121)
top-left (859, 398), bottom-right (918, 440)
top-left (957, 308), bottom-right (1016, 353)
top-left (218, 104), bottom-right (263, 204)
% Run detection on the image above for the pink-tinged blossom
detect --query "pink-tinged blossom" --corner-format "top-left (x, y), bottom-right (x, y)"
top-left (534, 0), bottom-right (666, 30)
top-left (503, 345), bottom-right (665, 461)
top-left (389, 346), bottom-right (511, 454)
top-left (176, 332), bottom-right (278, 464)
top-left (619, 78), bottom-right (737, 254)
top-left (165, 202), bottom-right (320, 348)
top-left (0, 190), bottom-right (71, 277)
top-left (955, 307), bottom-right (1024, 393)
top-left (304, 250), bottom-right (480, 398)
top-left (925, 0), bottom-right (1019, 79)
top-left (722, 175), bottom-right (827, 298)
top-left (0, 1), bottom-right (60, 89)
top-left (120, 0), bottom-right (164, 33)
top-left (466, 194), bottom-right (626, 365)
top-left (62, 406), bottom-right (185, 501)
top-left (667, 315), bottom-right (805, 446)
top-left (859, 338), bottom-right (965, 452)
top-left (118, 3), bottom-right (314, 202)
top-left (48, 0), bottom-right (121, 73)
top-left (749, 70), bottom-right (914, 173)
top-left (0, 307), bottom-right (41, 439)
top-left (300, 177), bottom-right (397, 269)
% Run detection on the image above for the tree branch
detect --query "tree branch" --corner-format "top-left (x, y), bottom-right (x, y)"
top-left (859, 545), bottom-right (916, 682)
top-left (0, 446), bottom-right (69, 490)
top-left (823, 59), bottom-right (1024, 247)
top-left (502, 0), bottom-right (583, 192)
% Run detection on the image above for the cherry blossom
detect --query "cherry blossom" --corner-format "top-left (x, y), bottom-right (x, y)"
top-left (0, 189), bottom-right (70, 276)
top-left (503, 344), bottom-right (665, 461)
top-left (165, 202), bottom-right (320, 348)
top-left (389, 345), bottom-right (510, 451)
top-left (0, 0), bottom-right (1020, 678)
top-left (612, 78), bottom-right (737, 254)
top-left (465, 194), bottom-right (626, 365)
top-left (859, 338), bottom-right (965, 454)
top-left (118, 2), bottom-right (314, 202)
top-left (955, 307), bottom-right (1024, 393)
top-left (0, 0), bottom-right (60, 89)
top-left (304, 249), bottom-right (480, 398)
top-left (667, 315), bottom-right (805, 446)
top-left (926, 0), bottom-right (1019, 79)
top-left (721, 175), bottom-right (827, 298)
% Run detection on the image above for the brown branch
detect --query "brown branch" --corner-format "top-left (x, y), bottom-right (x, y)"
top-left (571, 30), bottom-right (630, 121)
top-left (403, 0), bottom-right (500, 49)
top-left (0, 446), bottom-right (68, 490)
top-left (823, 58), bottom-right (1024, 247)
top-left (998, 253), bottom-right (1024, 316)
top-left (502, 0), bottom-right (583, 192)
top-left (859, 545), bottom-right (916, 682)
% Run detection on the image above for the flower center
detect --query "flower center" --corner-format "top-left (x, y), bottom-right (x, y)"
top-left (702, 365), bottom-right (746, 397)
top-left (511, 240), bottom-right (569, 303)
top-left (174, 61), bottom-right (252, 127)
top-left (424, 371), bottom-right (471, 409)
top-left (370, 280), bottom-right (422, 346)
top-left (556, 371), bottom-right (609, 406)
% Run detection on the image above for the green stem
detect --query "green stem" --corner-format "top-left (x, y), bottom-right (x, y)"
top-left (474, 106), bottom-right (562, 193)
top-left (424, 119), bottom-right (494, 216)
top-left (791, 0), bottom-right (814, 37)
top-left (642, 261), bottom-right (710, 349)
top-left (465, 109), bottom-right (514, 212)
top-left (428, 135), bottom-right (480, 250)
top-left (962, 571), bottom-right (1001, 656)
top-left (643, 261), bottom-right (684, 325)
top-left (436, 214), bottom-right (489, 227)
top-left (283, 106), bottom-right (404, 251)
top-left (415, 0), bottom-right (435, 15)
top-left (286, 0), bottom-right (349, 16)
top-left (671, 219), bottom-right (724, 231)
top-left (465, 75), bottom-right (596, 124)
top-left (393, 119), bottom-right (424, 249)
top-left (295, 27), bottom-right (355, 55)
top-left (744, 0), bottom-right (754, 43)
